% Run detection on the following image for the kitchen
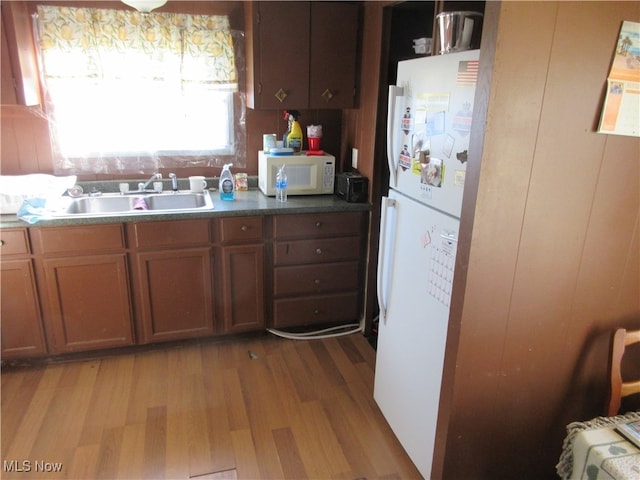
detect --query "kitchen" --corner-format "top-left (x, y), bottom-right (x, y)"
top-left (2, 1), bottom-right (639, 479)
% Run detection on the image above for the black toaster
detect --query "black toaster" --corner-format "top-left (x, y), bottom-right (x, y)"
top-left (335, 172), bottom-right (368, 203)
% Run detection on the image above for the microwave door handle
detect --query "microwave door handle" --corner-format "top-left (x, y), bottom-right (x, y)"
top-left (376, 196), bottom-right (397, 323)
top-left (386, 85), bottom-right (403, 188)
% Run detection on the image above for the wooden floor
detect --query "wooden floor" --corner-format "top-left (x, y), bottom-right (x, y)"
top-left (1, 332), bottom-right (421, 479)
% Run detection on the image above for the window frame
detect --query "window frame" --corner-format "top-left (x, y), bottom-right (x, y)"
top-left (29, 1), bottom-right (247, 174)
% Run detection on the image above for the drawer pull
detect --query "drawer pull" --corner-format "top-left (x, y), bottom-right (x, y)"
top-left (315, 221), bottom-right (322, 228)
top-left (314, 309), bottom-right (320, 315)
top-left (241, 225), bottom-right (248, 231)
top-left (315, 248), bottom-right (322, 255)
top-left (314, 279), bottom-right (321, 285)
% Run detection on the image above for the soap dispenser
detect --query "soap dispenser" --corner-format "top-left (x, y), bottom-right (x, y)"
top-left (219, 163), bottom-right (234, 201)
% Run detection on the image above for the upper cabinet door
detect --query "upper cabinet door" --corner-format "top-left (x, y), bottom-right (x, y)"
top-left (245, 1), bottom-right (360, 110)
top-left (248, 1), bottom-right (310, 109)
top-left (1, 2), bottom-right (41, 106)
top-left (309, 2), bottom-right (359, 109)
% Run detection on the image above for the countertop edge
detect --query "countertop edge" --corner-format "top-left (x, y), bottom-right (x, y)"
top-left (0, 191), bottom-right (372, 229)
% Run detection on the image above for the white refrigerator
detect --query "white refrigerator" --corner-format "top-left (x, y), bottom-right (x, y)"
top-left (374, 49), bottom-right (480, 478)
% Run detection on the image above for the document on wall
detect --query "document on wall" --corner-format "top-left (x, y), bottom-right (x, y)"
top-left (597, 20), bottom-right (640, 137)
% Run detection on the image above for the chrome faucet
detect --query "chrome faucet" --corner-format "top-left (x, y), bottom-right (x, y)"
top-left (138, 173), bottom-right (162, 192)
top-left (168, 173), bottom-right (178, 192)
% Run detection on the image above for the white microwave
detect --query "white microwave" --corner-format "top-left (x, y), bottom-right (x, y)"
top-left (258, 151), bottom-right (335, 196)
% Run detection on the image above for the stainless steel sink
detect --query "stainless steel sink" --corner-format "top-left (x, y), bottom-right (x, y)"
top-left (50, 192), bottom-right (214, 217)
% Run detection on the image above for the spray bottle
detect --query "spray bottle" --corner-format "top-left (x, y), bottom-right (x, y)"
top-left (284, 110), bottom-right (303, 153)
top-left (219, 163), bottom-right (234, 201)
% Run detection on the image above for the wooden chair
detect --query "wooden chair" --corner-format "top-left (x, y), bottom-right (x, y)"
top-left (606, 328), bottom-right (640, 416)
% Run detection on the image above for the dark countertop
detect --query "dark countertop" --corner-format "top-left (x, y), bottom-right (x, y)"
top-left (0, 190), bottom-right (371, 229)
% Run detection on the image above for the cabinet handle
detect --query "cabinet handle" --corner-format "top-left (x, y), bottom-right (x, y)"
top-left (321, 89), bottom-right (334, 103)
top-left (0, 240), bottom-right (4, 246)
top-left (314, 309), bottom-right (320, 315)
top-left (314, 279), bottom-right (321, 285)
top-left (241, 225), bottom-right (248, 231)
top-left (315, 221), bottom-right (322, 228)
top-left (315, 248), bottom-right (322, 255)
top-left (275, 88), bottom-right (288, 103)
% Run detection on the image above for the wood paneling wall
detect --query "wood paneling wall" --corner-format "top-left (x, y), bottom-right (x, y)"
top-left (437, 2), bottom-right (640, 479)
top-left (1, 105), bottom-right (54, 174)
top-left (351, 1), bottom-right (639, 479)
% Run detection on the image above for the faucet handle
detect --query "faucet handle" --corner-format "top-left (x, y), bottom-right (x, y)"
top-left (168, 173), bottom-right (178, 191)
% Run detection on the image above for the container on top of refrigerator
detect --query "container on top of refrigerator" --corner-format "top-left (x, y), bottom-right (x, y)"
top-left (412, 37), bottom-right (432, 55)
top-left (436, 11), bottom-right (483, 54)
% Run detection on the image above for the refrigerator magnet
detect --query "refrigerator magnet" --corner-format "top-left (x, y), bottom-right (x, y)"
top-left (443, 135), bottom-right (455, 158)
top-left (452, 101), bottom-right (473, 136)
top-left (399, 144), bottom-right (412, 171)
top-left (401, 106), bottom-right (413, 135)
top-left (421, 158), bottom-right (443, 187)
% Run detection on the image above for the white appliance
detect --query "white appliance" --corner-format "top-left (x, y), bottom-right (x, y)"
top-left (374, 49), bottom-right (479, 478)
top-left (258, 151), bottom-right (335, 196)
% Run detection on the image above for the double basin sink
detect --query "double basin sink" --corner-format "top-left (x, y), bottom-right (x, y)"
top-left (50, 191), bottom-right (214, 218)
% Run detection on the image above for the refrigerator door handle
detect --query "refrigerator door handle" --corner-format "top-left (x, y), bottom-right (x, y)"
top-left (377, 196), bottom-right (397, 323)
top-left (386, 85), bottom-right (404, 188)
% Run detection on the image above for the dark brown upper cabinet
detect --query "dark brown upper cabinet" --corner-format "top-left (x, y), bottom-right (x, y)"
top-left (1, 1), bottom-right (41, 106)
top-left (245, 1), bottom-right (360, 110)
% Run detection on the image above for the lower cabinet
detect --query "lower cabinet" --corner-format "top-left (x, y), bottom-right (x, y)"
top-left (271, 212), bottom-right (367, 329)
top-left (218, 245), bottom-right (265, 333)
top-left (39, 254), bottom-right (133, 353)
top-left (4, 208), bottom-right (368, 359)
top-left (31, 225), bottom-right (134, 354)
top-left (1, 258), bottom-right (47, 359)
top-left (128, 220), bottom-right (215, 343)
top-left (1, 228), bottom-right (47, 360)
top-left (215, 216), bottom-right (265, 333)
top-left (132, 248), bottom-right (214, 342)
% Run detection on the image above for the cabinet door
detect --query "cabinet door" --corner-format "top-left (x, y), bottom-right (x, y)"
top-left (134, 248), bottom-right (214, 343)
top-left (1, 259), bottom-right (47, 359)
top-left (250, 1), bottom-right (310, 109)
top-left (309, 2), bottom-right (359, 109)
top-left (219, 245), bottom-right (265, 333)
top-left (40, 254), bottom-right (133, 354)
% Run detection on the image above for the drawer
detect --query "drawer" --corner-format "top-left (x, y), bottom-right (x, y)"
top-left (130, 219), bottom-right (210, 249)
top-left (218, 216), bottom-right (263, 244)
top-left (273, 236), bottom-right (361, 266)
top-left (0, 228), bottom-right (30, 256)
top-left (273, 212), bottom-right (364, 239)
top-left (272, 292), bottom-right (360, 328)
top-left (32, 224), bottom-right (125, 255)
top-left (274, 262), bottom-right (359, 296)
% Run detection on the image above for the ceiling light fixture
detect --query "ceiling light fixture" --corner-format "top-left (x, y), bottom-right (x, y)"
top-left (121, 0), bottom-right (167, 13)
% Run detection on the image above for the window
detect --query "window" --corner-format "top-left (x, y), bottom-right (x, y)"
top-left (35, 5), bottom-right (245, 173)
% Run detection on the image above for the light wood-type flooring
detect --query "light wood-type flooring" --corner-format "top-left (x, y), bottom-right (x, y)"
top-left (1, 332), bottom-right (421, 479)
